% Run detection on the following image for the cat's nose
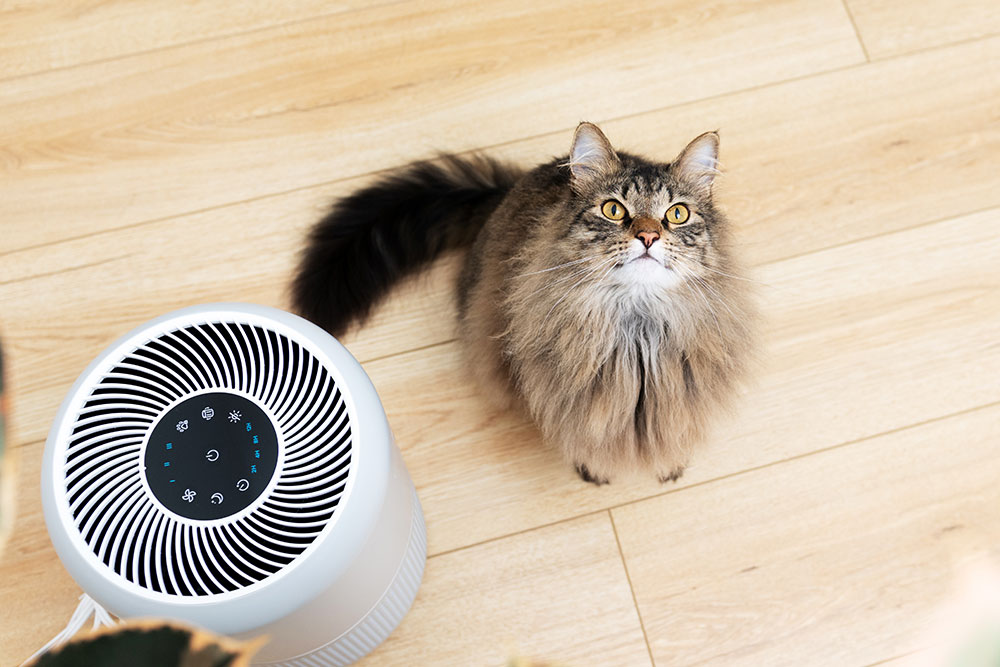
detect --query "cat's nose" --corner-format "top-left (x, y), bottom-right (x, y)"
top-left (636, 230), bottom-right (660, 248)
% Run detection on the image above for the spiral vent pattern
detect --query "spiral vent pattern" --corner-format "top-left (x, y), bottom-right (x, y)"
top-left (63, 320), bottom-right (352, 597)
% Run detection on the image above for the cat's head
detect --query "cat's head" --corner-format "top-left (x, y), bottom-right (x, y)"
top-left (561, 122), bottom-right (728, 292)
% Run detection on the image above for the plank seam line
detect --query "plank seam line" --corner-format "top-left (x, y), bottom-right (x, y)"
top-left (840, 0), bottom-right (872, 62)
top-left (751, 202), bottom-right (1000, 268)
top-left (609, 510), bottom-right (657, 667)
top-left (862, 644), bottom-right (931, 666)
top-left (0, 255), bottom-right (129, 287)
top-left (0, 0), bottom-right (411, 86)
top-left (424, 398), bottom-right (1000, 560)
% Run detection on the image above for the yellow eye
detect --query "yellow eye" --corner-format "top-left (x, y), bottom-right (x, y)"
top-left (601, 199), bottom-right (626, 221)
top-left (666, 203), bottom-right (690, 225)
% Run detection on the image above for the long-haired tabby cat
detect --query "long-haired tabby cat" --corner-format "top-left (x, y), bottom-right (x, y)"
top-left (292, 122), bottom-right (755, 484)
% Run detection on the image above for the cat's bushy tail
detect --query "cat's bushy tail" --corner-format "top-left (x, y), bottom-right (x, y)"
top-left (291, 154), bottom-right (523, 335)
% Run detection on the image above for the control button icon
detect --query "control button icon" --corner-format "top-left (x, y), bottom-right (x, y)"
top-left (228, 410), bottom-right (241, 423)
top-left (201, 407), bottom-right (215, 420)
top-left (210, 493), bottom-right (224, 505)
top-left (205, 449), bottom-right (220, 462)
top-left (176, 420), bottom-right (189, 432)
top-left (182, 489), bottom-right (196, 502)
top-left (236, 479), bottom-right (249, 492)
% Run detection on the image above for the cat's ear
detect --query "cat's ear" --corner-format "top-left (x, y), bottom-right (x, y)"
top-left (569, 122), bottom-right (620, 187)
top-left (672, 131), bottom-right (721, 195)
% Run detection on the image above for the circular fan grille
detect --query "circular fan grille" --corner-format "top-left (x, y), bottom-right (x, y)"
top-left (62, 320), bottom-right (352, 597)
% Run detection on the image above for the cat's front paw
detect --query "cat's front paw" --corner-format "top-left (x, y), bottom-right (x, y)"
top-left (658, 467), bottom-right (685, 484)
top-left (575, 463), bottom-right (609, 486)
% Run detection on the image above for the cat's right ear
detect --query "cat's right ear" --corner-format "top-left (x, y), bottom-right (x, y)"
top-left (568, 122), bottom-right (620, 189)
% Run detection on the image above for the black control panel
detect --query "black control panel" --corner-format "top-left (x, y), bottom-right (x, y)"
top-left (144, 392), bottom-right (278, 520)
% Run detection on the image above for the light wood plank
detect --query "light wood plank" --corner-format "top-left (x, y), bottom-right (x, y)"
top-left (611, 403), bottom-right (1000, 666)
top-left (0, 0), bottom-right (863, 253)
top-left (0, 184), bottom-right (466, 449)
top-left (867, 653), bottom-right (928, 667)
top-left (847, 0), bottom-right (1000, 59)
top-left (3, 35), bottom-right (998, 451)
top-left (0, 0), bottom-right (387, 80)
top-left (0, 440), bottom-right (90, 664)
top-left (368, 206), bottom-right (1000, 555)
top-left (0, 496), bottom-right (650, 666)
top-left (359, 514), bottom-right (651, 666)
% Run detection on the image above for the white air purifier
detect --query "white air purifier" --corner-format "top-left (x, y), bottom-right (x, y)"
top-left (41, 303), bottom-right (425, 665)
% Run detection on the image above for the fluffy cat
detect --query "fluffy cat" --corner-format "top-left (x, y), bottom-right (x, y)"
top-left (292, 122), bottom-right (755, 484)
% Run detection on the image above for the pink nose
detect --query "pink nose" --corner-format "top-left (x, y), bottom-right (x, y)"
top-left (636, 231), bottom-right (660, 248)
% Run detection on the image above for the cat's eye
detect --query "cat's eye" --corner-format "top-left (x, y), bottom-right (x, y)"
top-left (601, 200), bottom-right (627, 221)
top-left (665, 203), bottom-right (690, 225)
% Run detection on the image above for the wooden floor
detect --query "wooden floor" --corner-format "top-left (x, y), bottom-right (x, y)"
top-left (2, 1), bottom-right (999, 664)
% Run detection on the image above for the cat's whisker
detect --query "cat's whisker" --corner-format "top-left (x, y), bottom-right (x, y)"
top-left (542, 264), bottom-right (606, 290)
top-left (671, 260), bottom-right (726, 340)
top-left (691, 274), bottom-right (742, 324)
top-left (687, 280), bottom-right (726, 342)
top-left (543, 255), bottom-right (619, 319)
top-left (593, 256), bottom-right (622, 289)
top-left (543, 254), bottom-right (620, 288)
top-left (672, 259), bottom-right (741, 315)
top-left (518, 256), bottom-right (613, 304)
top-left (513, 252), bottom-right (615, 278)
top-left (689, 260), bottom-right (801, 297)
top-left (694, 263), bottom-right (775, 288)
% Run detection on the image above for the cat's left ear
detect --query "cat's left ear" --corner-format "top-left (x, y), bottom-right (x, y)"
top-left (672, 131), bottom-right (721, 195)
top-left (569, 122), bottom-right (620, 189)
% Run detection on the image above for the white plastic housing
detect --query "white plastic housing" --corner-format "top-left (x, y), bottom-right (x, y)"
top-left (41, 303), bottom-right (425, 665)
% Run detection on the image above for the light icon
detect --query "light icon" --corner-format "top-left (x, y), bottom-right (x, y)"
top-left (228, 410), bottom-right (241, 423)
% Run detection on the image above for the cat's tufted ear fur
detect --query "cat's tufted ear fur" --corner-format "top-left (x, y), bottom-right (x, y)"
top-left (568, 122), bottom-right (620, 188)
top-left (672, 131), bottom-right (721, 195)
